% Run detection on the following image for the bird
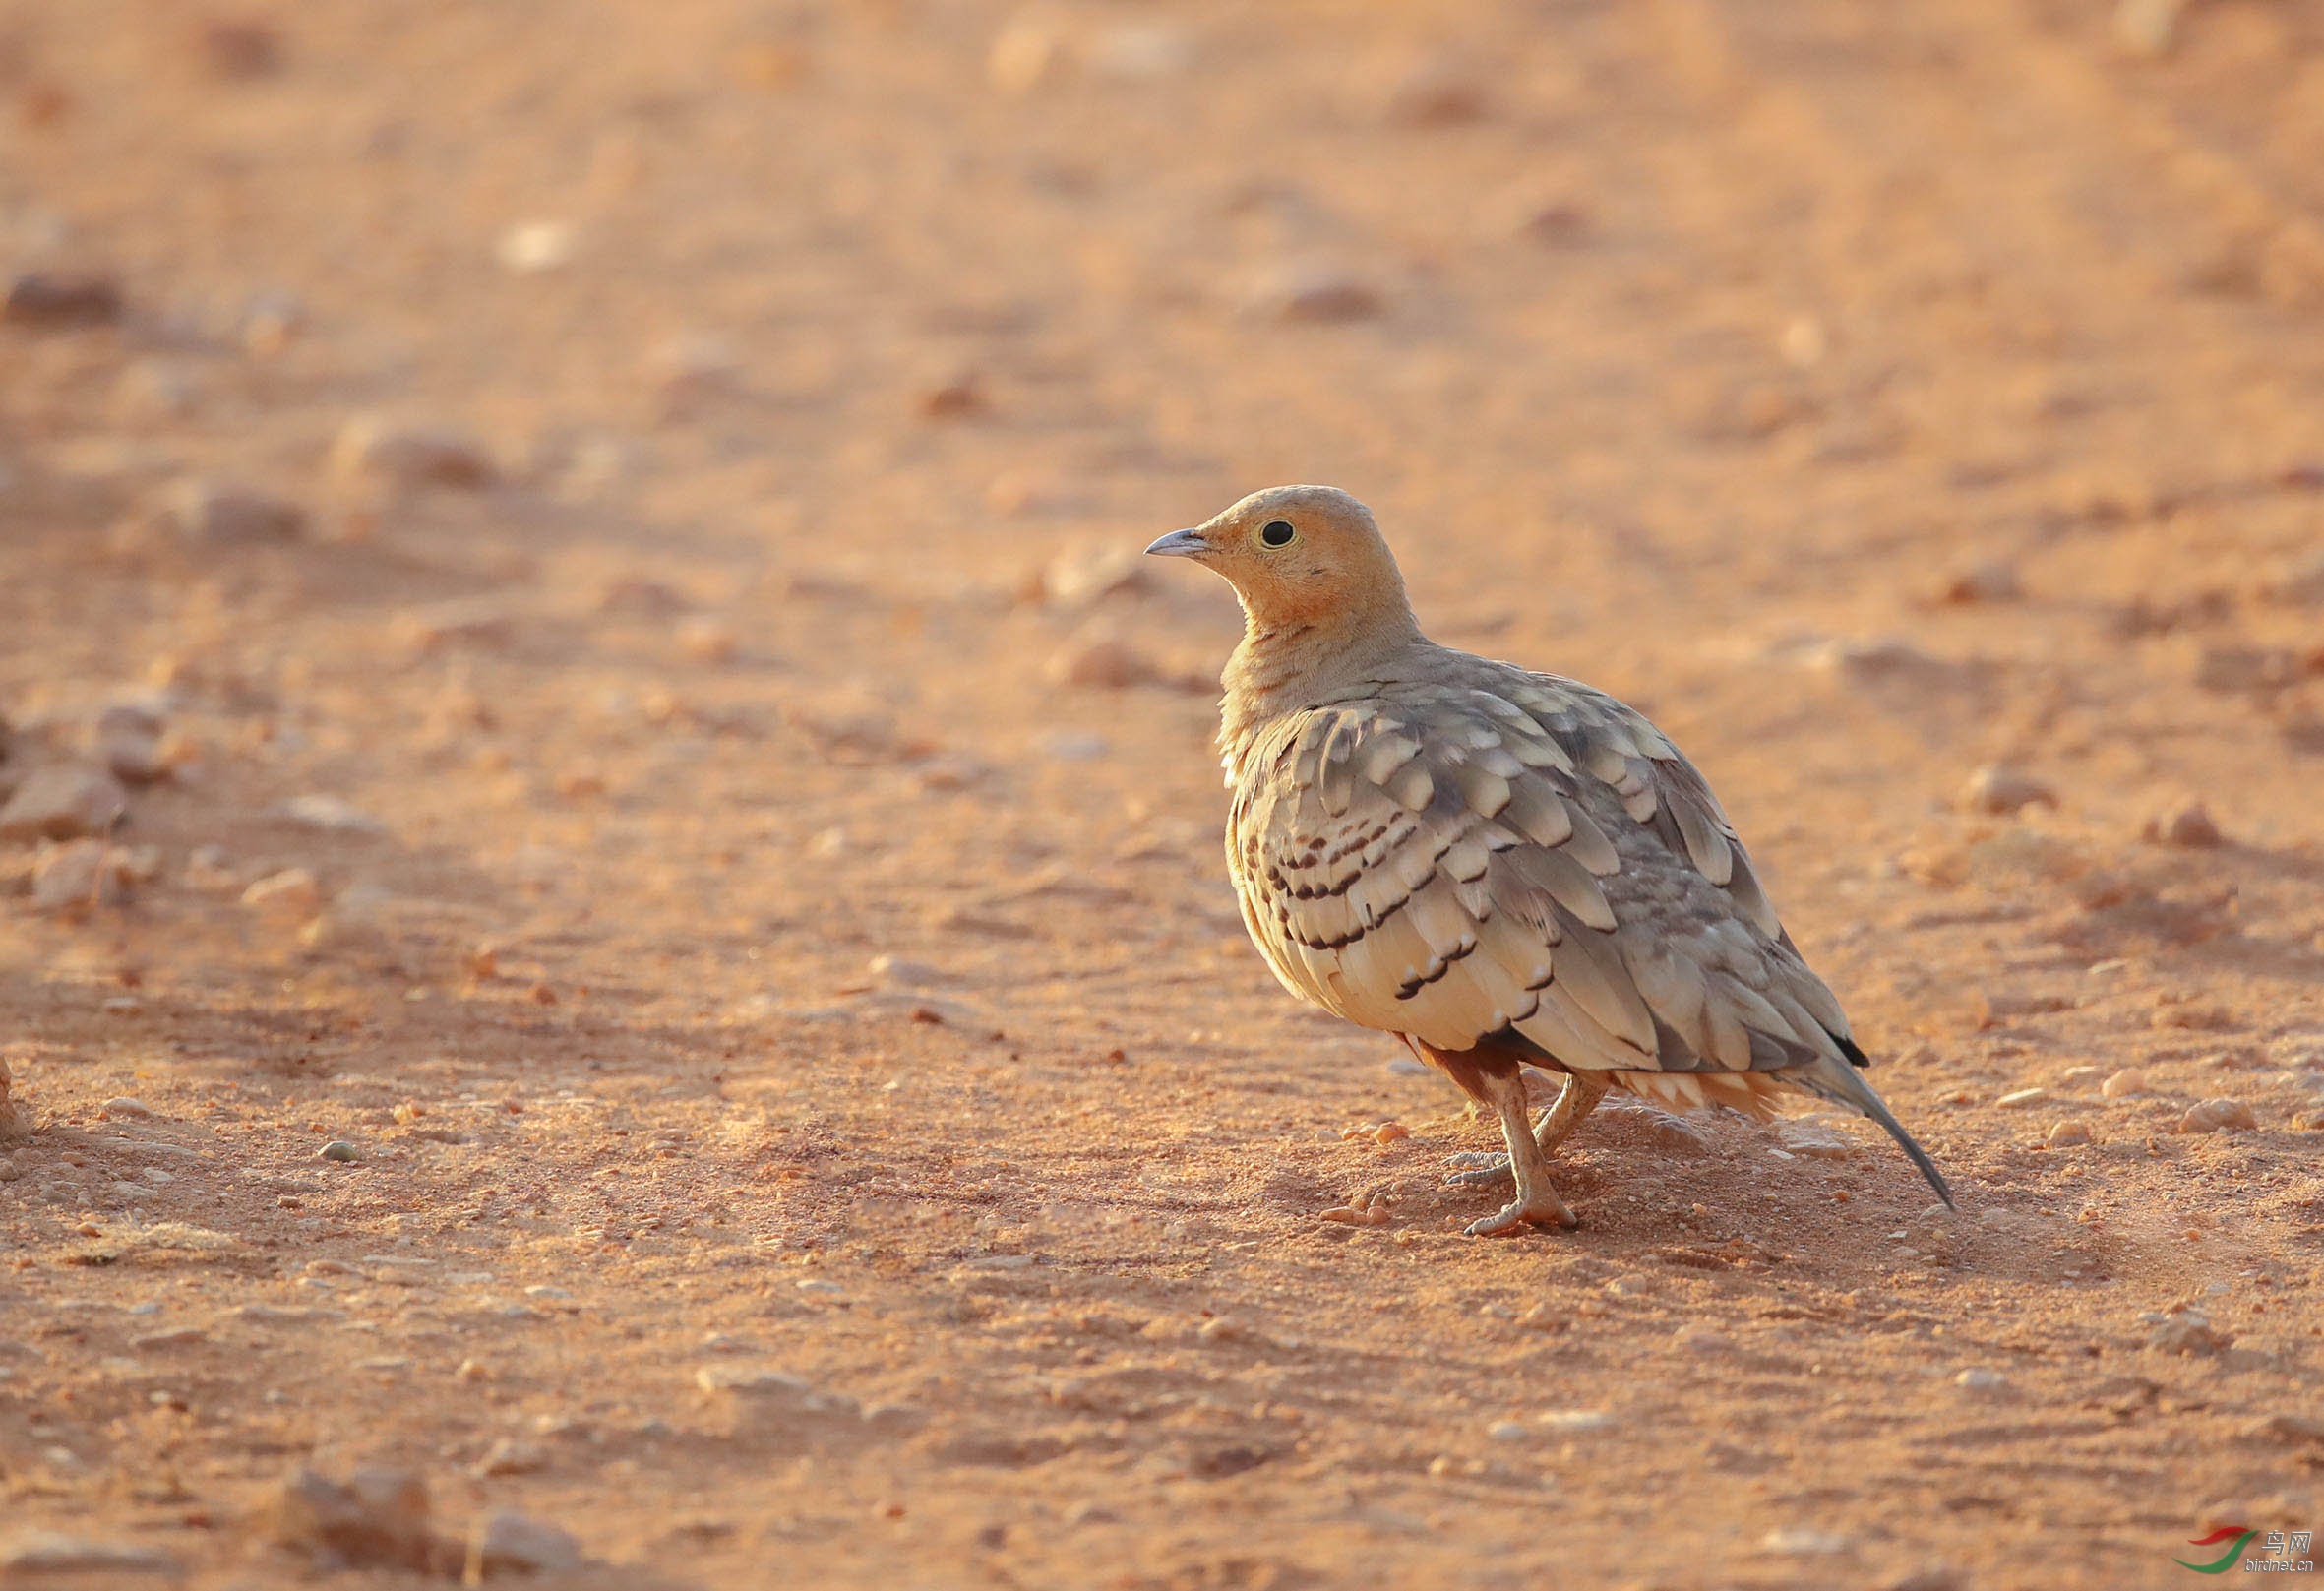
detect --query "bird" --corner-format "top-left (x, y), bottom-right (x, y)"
top-left (1146, 484), bottom-right (1953, 1235)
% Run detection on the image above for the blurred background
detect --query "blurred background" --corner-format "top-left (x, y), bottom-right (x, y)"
top-left (4, 2), bottom-right (2323, 607)
top-left (5, 0), bottom-right (2322, 900)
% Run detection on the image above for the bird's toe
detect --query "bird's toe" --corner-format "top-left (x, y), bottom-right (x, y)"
top-left (1442, 1152), bottom-right (1513, 1192)
top-left (1462, 1196), bottom-right (1579, 1237)
top-left (1463, 1202), bottom-right (1533, 1238)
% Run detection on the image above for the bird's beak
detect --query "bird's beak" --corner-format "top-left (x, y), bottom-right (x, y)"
top-left (1145, 527), bottom-right (1209, 560)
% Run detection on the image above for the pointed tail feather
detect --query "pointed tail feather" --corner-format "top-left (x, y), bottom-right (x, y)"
top-left (1799, 1047), bottom-right (1954, 1208)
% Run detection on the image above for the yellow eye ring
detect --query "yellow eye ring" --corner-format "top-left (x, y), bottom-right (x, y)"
top-left (1258, 520), bottom-right (1295, 548)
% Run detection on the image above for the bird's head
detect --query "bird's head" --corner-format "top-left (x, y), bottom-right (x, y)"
top-left (1145, 484), bottom-right (1411, 632)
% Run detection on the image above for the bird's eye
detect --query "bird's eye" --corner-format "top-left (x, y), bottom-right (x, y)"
top-left (1259, 520), bottom-right (1295, 548)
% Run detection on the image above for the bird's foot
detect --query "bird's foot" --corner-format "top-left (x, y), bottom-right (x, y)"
top-left (1463, 1190), bottom-right (1578, 1237)
top-left (1442, 1151), bottom-right (1513, 1191)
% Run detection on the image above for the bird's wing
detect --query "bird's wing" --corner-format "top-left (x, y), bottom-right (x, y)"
top-left (1228, 664), bottom-right (1853, 1077)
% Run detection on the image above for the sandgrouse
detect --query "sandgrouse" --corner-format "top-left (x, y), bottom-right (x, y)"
top-left (1148, 485), bottom-right (1952, 1235)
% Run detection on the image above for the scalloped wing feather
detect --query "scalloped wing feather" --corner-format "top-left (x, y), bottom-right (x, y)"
top-left (1226, 662), bottom-right (1856, 1080)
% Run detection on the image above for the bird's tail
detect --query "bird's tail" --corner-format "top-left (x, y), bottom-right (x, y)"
top-left (1796, 1042), bottom-right (1954, 1208)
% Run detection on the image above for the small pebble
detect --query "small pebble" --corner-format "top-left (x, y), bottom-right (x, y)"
top-left (2178, 1098), bottom-right (2256, 1134)
top-left (1762, 1528), bottom-right (1852, 1557)
top-left (2149, 1314), bottom-right (2230, 1356)
top-left (132, 1327), bottom-right (208, 1351)
top-left (95, 704), bottom-right (167, 784)
top-left (2144, 803), bottom-right (2225, 849)
top-left (471, 1438), bottom-right (547, 1478)
top-left (316, 1141), bottom-right (359, 1163)
top-left (1385, 59), bottom-right (1488, 126)
top-left (275, 794), bottom-right (388, 835)
top-left (2046, 1118), bottom-right (2095, 1148)
top-left (1960, 765), bottom-right (2055, 817)
top-left (1954, 1368), bottom-right (2008, 1393)
top-left (100, 1097), bottom-right (156, 1119)
top-left (1519, 200), bottom-right (1591, 245)
top-left (1935, 561), bottom-right (2021, 605)
top-left (496, 220), bottom-right (576, 275)
top-left (153, 477), bottom-right (305, 544)
top-left (196, 18), bottom-right (281, 77)
top-left (917, 370), bottom-right (985, 419)
top-left (646, 333), bottom-right (741, 404)
top-left (31, 840), bottom-right (131, 912)
top-left (332, 415), bottom-right (496, 490)
top-left (675, 616), bottom-right (738, 664)
top-left (466, 1512), bottom-right (583, 1579)
top-left (1038, 545), bottom-right (1151, 608)
top-left (1777, 1121), bottom-right (1854, 1159)
top-left (0, 765), bottom-right (129, 843)
top-left (1047, 636), bottom-right (1155, 690)
top-left (242, 867), bottom-right (323, 922)
top-left (1251, 264), bottom-right (1383, 325)
top-left (868, 954), bottom-right (943, 988)
top-left (1995, 1087), bottom-right (2049, 1109)
top-left (2100, 1068), bottom-right (2147, 1099)
top-left (2, 272), bottom-right (123, 328)
top-left (1486, 1420), bottom-right (1527, 1441)
top-left (265, 1467), bottom-right (432, 1569)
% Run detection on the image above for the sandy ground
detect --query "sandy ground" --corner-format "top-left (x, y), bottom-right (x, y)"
top-left (4, 1), bottom-right (2324, 1586)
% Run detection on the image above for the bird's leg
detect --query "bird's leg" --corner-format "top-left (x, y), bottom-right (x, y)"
top-left (1532, 1070), bottom-right (1609, 1155)
top-left (1442, 1071), bottom-right (1609, 1190)
top-left (1463, 1067), bottom-right (1577, 1237)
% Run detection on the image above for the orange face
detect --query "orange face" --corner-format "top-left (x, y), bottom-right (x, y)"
top-left (1145, 484), bottom-right (1405, 629)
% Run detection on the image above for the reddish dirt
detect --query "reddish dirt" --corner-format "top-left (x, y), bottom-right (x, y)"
top-left (4, 3), bottom-right (2324, 1587)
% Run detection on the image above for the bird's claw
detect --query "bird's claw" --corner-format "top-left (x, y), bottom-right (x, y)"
top-left (1463, 1196), bottom-right (1579, 1237)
